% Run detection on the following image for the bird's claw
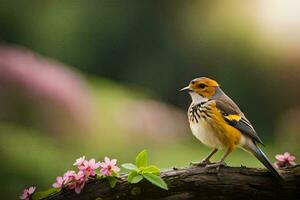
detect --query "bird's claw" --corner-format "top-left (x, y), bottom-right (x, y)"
top-left (190, 159), bottom-right (214, 166)
top-left (190, 161), bottom-right (203, 166)
top-left (205, 162), bottom-right (227, 172)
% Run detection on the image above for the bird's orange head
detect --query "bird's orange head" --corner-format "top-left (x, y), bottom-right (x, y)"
top-left (181, 77), bottom-right (220, 98)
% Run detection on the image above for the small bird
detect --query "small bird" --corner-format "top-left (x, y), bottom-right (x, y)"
top-left (181, 77), bottom-right (282, 180)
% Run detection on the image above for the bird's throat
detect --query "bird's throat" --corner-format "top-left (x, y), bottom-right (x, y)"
top-left (189, 92), bottom-right (208, 104)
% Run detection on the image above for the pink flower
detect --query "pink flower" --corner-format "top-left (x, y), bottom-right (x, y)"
top-left (79, 159), bottom-right (100, 176)
top-left (52, 176), bottom-right (65, 188)
top-left (63, 170), bottom-right (76, 183)
top-left (52, 170), bottom-right (77, 188)
top-left (74, 182), bottom-right (85, 194)
top-left (51, 157), bottom-right (105, 194)
top-left (274, 152), bottom-right (296, 169)
top-left (74, 156), bottom-right (86, 168)
top-left (68, 171), bottom-right (87, 194)
top-left (19, 186), bottom-right (36, 200)
top-left (99, 157), bottom-right (120, 176)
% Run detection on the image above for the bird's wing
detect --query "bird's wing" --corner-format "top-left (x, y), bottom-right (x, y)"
top-left (215, 99), bottom-right (264, 145)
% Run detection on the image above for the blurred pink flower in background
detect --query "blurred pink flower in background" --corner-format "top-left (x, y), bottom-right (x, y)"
top-left (119, 100), bottom-right (188, 140)
top-left (19, 186), bottom-right (36, 200)
top-left (274, 152), bottom-right (296, 168)
top-left (0, 45), bottom-right (92, 135)
top-left (99, 157), bottom-right (120, 176)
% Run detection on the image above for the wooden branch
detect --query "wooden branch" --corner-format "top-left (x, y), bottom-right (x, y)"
top-left (44, 165), bottom-right (300, 200)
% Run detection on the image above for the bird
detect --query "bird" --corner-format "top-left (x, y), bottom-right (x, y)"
top-left (181, 77), bottom-right (283, 180)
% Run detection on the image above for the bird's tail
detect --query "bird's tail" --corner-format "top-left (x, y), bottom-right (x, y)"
top-left (244, 143), bottom-right (283, 181)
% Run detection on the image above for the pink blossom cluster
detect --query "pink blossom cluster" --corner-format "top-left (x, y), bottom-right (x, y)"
top-left (52, 156), bottom-right (120, 194)
top-left (19, 186), bottom-right (36, 200)
top-left (274, 152), bottom-right (296, 169)
top-left (100, 157), bottom-right (120, 176)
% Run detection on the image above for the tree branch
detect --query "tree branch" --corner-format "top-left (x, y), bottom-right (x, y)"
top-left (44, 165), bottom-right (300, 200)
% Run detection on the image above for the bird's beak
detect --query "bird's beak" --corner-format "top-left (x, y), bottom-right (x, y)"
top-left (180, 86), bottom-right (191, 92)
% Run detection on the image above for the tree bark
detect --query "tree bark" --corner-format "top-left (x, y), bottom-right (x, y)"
top-left (44, 165), bottom-right (300, 200)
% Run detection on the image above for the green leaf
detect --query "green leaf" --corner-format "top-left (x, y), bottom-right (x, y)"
top-left (141, 165), bottom-right (160, 175)
top-left (32, 188), bottom-right (61, 200)
top-left (135, 149), bottom-right (148, 168)
top-left (122, 163), bottom-right (138, 171)
top-left (143, 173), bottom-right (168, 190)
top-left (128, 171), bottom-right (143, 184)
top-left (131, 174), bottom-right (143, 184)
top-left (128, 170), bottom-right (138, 182)
top-left (107, 176), bottom-right (117, 188)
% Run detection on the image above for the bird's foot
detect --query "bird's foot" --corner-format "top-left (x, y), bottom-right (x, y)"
top-left (190, 159), bottom-right (214, 167)
top-left (205, 161), bottom-right (227, 172)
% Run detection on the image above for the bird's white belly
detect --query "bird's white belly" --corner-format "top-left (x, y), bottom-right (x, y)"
top-left (190, 119), bottom-right (224, 149)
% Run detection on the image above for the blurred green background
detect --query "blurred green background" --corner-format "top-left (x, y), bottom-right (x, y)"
top-left (1, 0), bottom-right (300, 198)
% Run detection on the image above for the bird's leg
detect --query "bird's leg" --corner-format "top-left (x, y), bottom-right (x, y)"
top-left (200, 148), bottom-right (218, 165)
top-left (205, 148), bottom-right (232, 171)
top-left (191, 148), bottom-right (218, 166)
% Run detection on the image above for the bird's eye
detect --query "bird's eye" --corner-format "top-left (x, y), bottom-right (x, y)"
top-left (198, 83), bottom-right (207, 89)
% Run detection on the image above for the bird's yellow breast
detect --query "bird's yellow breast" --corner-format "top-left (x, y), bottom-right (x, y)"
top-left (189, 101), bottom-right (242, 150)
